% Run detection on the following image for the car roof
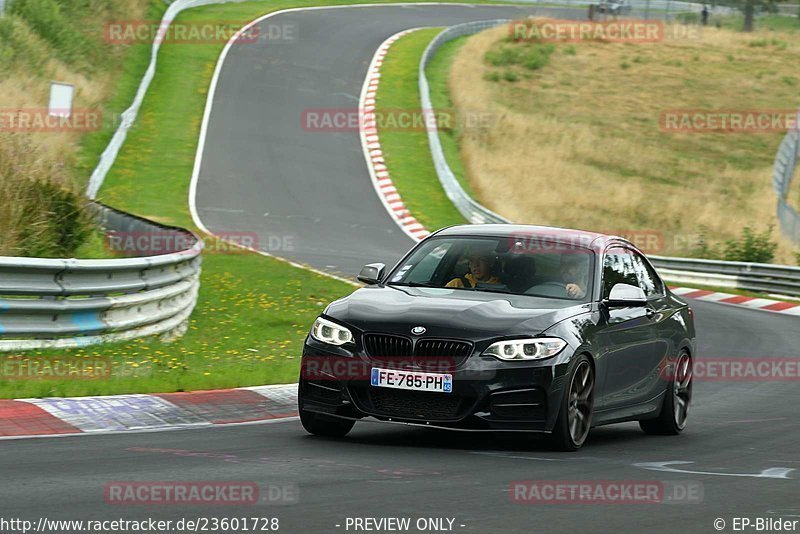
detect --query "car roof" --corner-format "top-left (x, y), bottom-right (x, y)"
top-left (431, 224), bottom-right (638, 252)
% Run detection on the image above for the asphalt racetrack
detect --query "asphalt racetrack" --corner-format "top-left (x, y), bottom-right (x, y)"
top-left (3, 5), bottom-right (798, 534)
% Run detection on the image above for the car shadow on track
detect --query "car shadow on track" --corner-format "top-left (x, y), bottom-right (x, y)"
top-left (300, 421), bottom-right (677, 453)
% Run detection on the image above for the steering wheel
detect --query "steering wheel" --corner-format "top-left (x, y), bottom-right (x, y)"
top-left (526, 281), bottom-right (569, 298)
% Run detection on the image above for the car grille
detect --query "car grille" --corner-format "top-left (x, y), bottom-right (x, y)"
top-left (415, 339), bottom-right (472, 370)
top-left (363, 334), bottom-right (473, 370)
top-left (365, 388), bottom-right (464, 421)
top-left (363, 334), bottom-right (413, 359)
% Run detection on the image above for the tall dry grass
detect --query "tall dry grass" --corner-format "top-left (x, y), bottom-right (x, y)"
top-left (0, 0), bottom-right (150, 256)
top-left (449, 21), bottom-right (800, 262)
top-left (0, 132), bottom-right (91, 256)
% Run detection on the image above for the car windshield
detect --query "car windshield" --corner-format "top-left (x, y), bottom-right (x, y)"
top-left (386, 236), bottom-right (595, 301)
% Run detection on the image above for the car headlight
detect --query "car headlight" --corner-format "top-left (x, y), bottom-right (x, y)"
top-left (310, 317), bottom-right (353, 346)
top-left (484, 337), bottom-right (567, 361)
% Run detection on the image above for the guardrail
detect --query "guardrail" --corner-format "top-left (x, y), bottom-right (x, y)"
top-left (649, 256), bottom-right (800, 297)
top-left (0, 203), bottom-right (202, 351)
top-left (421, 20), bottom-right (800, 298)
top-left (420, 19), bottom-right (512, 225)
top-left (773, 127), bottom-right (800, 246)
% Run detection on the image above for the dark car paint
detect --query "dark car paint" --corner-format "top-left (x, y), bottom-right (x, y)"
top-left (300, 225), bottom-right (696, 433)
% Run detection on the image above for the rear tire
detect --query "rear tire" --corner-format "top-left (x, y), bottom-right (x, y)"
top-left (549, 354), bottom-right (594, 451)
top-left (640, 350), bottom-right (692, 435)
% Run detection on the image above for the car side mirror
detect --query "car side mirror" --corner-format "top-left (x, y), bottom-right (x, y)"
top-left (605, 283), bottom-right (647, 307)
top-left (357, 263), bottom-right (385, 285)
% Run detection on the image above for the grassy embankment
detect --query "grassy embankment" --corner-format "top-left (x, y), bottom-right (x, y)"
top-left (0, 0), bottom-right (514, 398)
top-left (0, 0), bottom-right (157, 258)
top-left (445, 18), bottom-right (800, 262)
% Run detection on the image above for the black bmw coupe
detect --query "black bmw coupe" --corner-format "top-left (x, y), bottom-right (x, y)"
top-left (298, 225), bottom-right (695, 450)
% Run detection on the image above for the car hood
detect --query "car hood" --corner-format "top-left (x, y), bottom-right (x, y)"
top-left (325, 285), bottom-right (590, 340)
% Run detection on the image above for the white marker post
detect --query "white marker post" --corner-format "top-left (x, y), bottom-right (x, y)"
top-left (48, 82), bottom-right (75, 118)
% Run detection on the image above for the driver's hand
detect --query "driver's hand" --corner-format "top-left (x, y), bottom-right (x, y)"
top-left (565, 283), bottom-right (584, 298)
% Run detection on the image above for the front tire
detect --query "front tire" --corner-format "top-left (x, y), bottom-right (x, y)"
top-left (298, 384), bottom-right (355, 437)
top-left (640, 350), bottom-right (692, 435)
top-left (549, 355), bottom-right (595, 451)
top-left (299, 408), bottom-right (355, 437)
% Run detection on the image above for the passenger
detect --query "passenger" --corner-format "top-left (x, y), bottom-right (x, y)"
top-left (446, 250), bottom-right (501, 288)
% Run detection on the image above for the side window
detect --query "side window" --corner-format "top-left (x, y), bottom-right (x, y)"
top-left (602, 247), bottom-right (638, 299)
top-left (630, 251), bottom-right (664, 298)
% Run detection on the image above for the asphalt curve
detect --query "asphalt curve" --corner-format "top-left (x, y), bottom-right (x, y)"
top-left (2, 5), bottom-right (798, 534)
top-left (194, 4), bottom-right (556, 277)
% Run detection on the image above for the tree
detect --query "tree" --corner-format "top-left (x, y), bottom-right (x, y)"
top-left (717, 0), bottom-right (781, 32)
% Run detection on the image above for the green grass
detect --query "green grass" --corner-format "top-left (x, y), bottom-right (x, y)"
top-left (718, 13), bottom-right (800, 33)
top-left (375, 28), bottom-right (466, 231)
top-left (1, 252), bottom-right (352, 398)
top-left (3, 0), bottom-right (518, 398)
top-left (425, 34), bottom-right (477, 199)
top-left (74, 1), bottom-right (168, 188)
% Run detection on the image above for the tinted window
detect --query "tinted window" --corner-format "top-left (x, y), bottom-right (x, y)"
top-left (602, 247), bottom-right (639, 299)
top-left (630, 251), bottom-right (664, 298)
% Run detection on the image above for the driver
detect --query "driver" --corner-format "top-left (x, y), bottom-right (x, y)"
top-left (560, 255), bottom-right (589, 299)
top-left (446, 249), bottom-right (501, 288)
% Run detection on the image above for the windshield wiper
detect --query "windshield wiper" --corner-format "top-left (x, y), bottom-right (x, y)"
top-left (389, 281), bottom-right (439, 288)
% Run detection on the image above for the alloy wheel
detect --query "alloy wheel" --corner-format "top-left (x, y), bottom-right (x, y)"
top-left (568, 360), bottom-right (594, 446)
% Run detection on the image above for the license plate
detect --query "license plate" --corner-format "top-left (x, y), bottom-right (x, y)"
top-left (370, 367), bottom-right (453, 393)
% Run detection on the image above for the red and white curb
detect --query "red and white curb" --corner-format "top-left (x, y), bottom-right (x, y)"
top-left (359, 29), bottom-right (431, 242)
top-left (0, 384), bottom-right (298, 440)
top-left (670, 287), bottom-right (800, 316)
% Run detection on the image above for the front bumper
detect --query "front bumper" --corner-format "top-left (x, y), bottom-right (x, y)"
top-left (299, 340), bottom-right (572, 432)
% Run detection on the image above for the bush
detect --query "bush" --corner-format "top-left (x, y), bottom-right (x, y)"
top-left (17, 180), bottom-right (91, 257)
top-left (722, 226), bottom-right (778, 263)
top-left (485, 42), bottom-right (554, 71)
top-left (676, 12), bottom-right (700, 24)
top-left (522, 43), bottom-right (554, 71)
top-left (0, 133), bottom-right (93, 257)
top-left (485, 46), bottom-right (522, 67)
